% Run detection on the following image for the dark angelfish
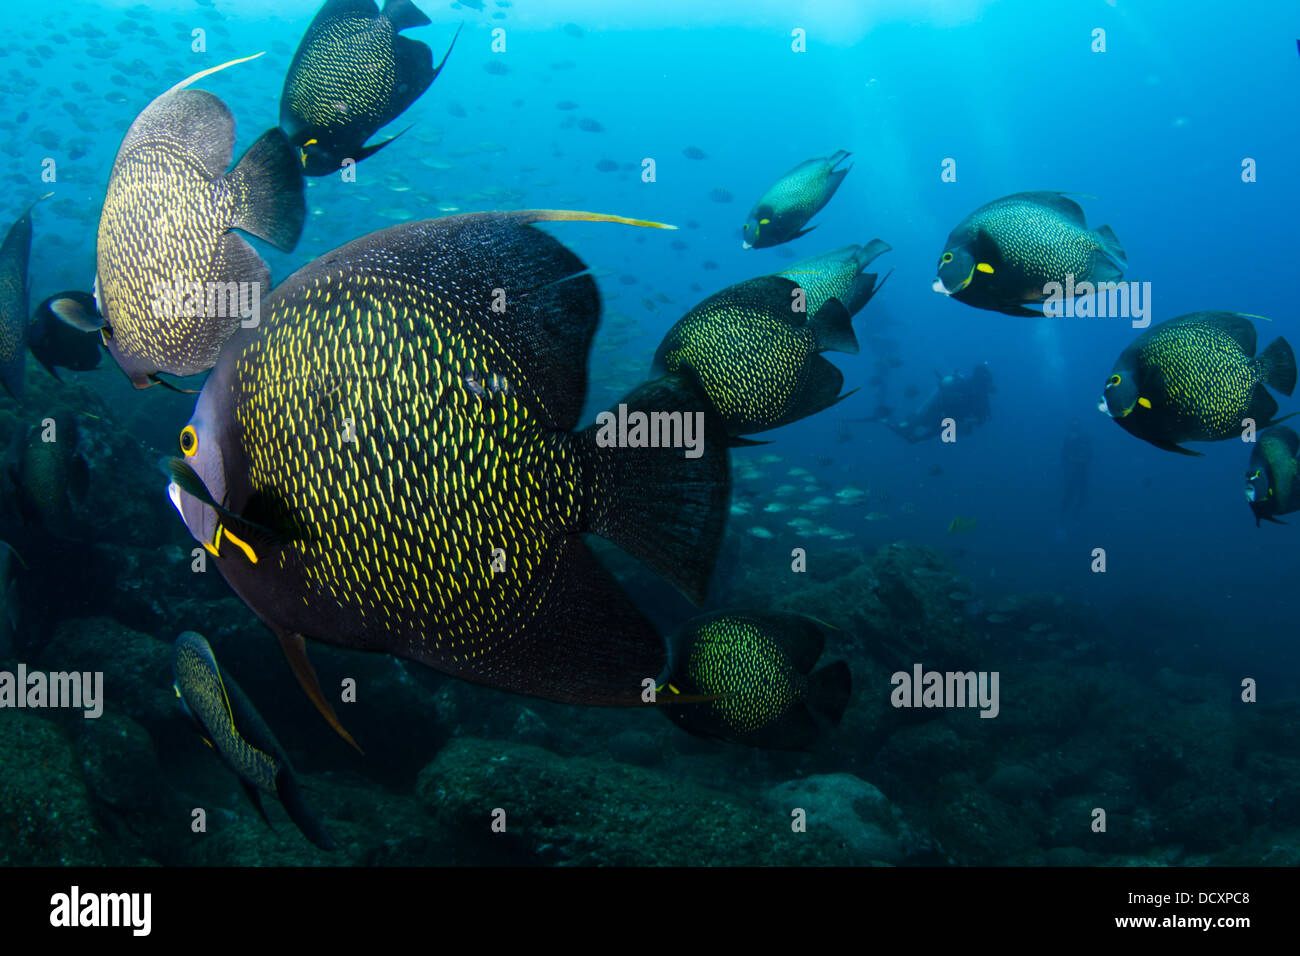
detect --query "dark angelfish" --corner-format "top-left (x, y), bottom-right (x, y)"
top-left (91, 54), bottom-right (305, 388)
top-left (653, 275), bottom-right (858, 436)
top-left (658, 611), bottom-right (851, 750)
top-left (1100, 311), bottom-right (1296, 455)
top-left (280, 0), bottom-right (461, 176)
top-left (29, 292), bottom-right (103, 380)
top-left (0, 198), bottom-right (46, 400)
top-left (6, 417), bottom-right (89, 538)
top-left (164, 210), bottom-right (730, 748)
top-left (171, 631), bottom-right (335, 851)
top-left (742, 150), bottom-right (852, 249)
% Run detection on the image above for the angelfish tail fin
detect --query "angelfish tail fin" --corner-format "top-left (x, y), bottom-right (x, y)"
top-left (579, 372), bottom-right (730, 605)
top-left (1256, 337), bottom-right (1297, 397)
top-left (805, 660), bottom-right (852, 725)
top-left (274, 765), bottom-right (336, 851)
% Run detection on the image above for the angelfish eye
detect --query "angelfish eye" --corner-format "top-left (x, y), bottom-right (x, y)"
top-left (1107, 374), bottom-right (1121, 388)
top-left (180, 425), bottom-right (198, 458)
top-left (941, 252), bottom-right (953, 264)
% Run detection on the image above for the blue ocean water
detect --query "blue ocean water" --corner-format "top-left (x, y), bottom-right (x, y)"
top-left (0, 0), bottom-right (1297, 868)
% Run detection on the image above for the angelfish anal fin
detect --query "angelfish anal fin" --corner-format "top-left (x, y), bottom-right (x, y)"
top-left (276, 629), bottom-right (364, 755)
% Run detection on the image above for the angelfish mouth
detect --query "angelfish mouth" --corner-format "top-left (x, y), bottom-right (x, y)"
top-left (168, 480), bottom-right (213, 552)
top-left (1245, 487), bottom-right (1257, 503)
top-left (742, 240), bottom-right (752, 249)
top-left (932, 278), bottom-right (949, 296)
top-left (1097, 396), bottom-right (1123, 419)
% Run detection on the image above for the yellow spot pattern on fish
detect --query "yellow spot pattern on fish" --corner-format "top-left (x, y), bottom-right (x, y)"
top-left (658, 289), bottom-right (819, 430)
top-left (174, 640), bottom-right (278, 791)
top-left (1138, 322), bottom-right (1262, 440)
top-left (687, 617), bottom-right (802, 733)
top-left (778, 254), bottom-right (858, 319)
top-left (96, 110), bottom-right (247, 376)
top-left (285, 16), bottom-right (402, 131)
top-left (231, 266), bottom-right (586, 671)
top-left (971, 200), bottom-right (1100, 283)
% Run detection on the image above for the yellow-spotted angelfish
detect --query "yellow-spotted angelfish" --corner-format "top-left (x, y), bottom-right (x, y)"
top-left (776, 239), bottom-right (892, 320)
top-left (171, 631), bottom-right (335, 851)
top-left (82, 55), bottom-right (305, 389)
top-left (652, 275), bottom-right (857, 436)
top-left (933, 192), bottom-right (1126, 316)
top-left (9, 417), bottom-right (89, 538)
top-left (280, 0), bottom-right (461, 176)
top-left (658, 611), bottom-right (851, 750)
top-left (1246, 425), bottom-right (1300, 527)
top-left (742, 150), bottom-right (852, 249)
top-left (163, 211), bottom-right (731, 748)
top-left (1101, 312), bottom-right (1296, 456)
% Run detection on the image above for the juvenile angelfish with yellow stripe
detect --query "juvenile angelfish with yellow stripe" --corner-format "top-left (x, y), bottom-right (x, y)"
top-left (171, 631), bottom-right (334, 850)
top-left (165, 210), bottom-right (731, 742)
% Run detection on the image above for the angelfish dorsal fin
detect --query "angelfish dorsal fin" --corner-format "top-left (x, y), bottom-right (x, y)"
top-left (162, 52), bottom-right (266, 98)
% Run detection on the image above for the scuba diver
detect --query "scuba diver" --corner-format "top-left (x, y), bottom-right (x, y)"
top-left (874, 362), bottom-right (995, 443)
top-left (1060, 420), bottom-right (1092, 515)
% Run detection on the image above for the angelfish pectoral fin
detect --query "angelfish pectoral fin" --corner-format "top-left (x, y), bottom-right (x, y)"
top-left (277, 629), bottom-right (363, 755)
